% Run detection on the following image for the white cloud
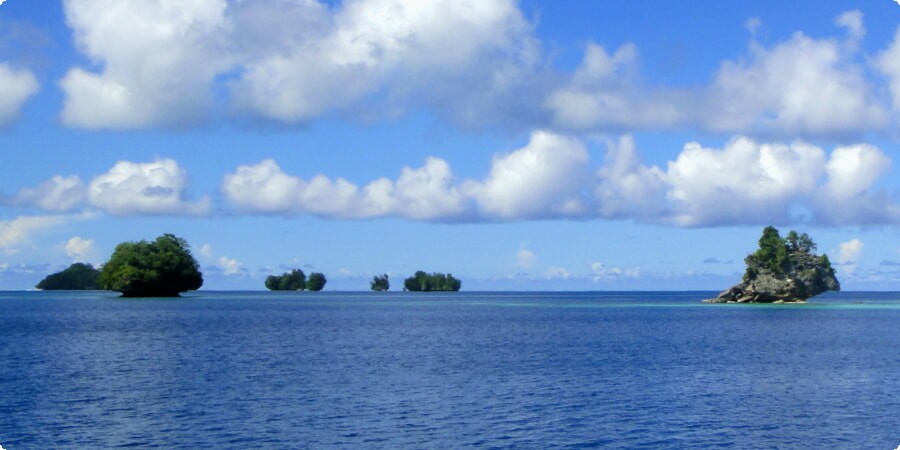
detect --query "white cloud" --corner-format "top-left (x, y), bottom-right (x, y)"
top-left (838, 238), bottom-right (863, 264)
top-left (88, 159), bottom-right (210, 216)
top-left (0, 215), bottom-right (69, 251)
top-left (231, 0), bottom-right (537, 124)
top-left (199, 243), bottom-right (213, 259)
top-left (545, 42), bottom-right (685, 131)
top-left (463, 130), bottom-right (590, 219)
top-left (664, 137), bottom-right (827, 226)
top-left (0, 63), bottom-right (39, 125)
top-left (516, 248), bottom-right (537, 269)
top-left (13, 175), bottom-right (86, 212)
top-left (63, 236), bottom-right (95, 262)
top-left (60, 0), bottom-right (231, 128)
top-left (875, 27), bottom-right (900, 113)
top-left (703, 26), bottom-right (885, 136)
top-left (545, 266), bottom-right (571, 280)
top-left (222, 156), bottom-right (467, 220)
top-left (218, 255), bottom-right (244, 276)
top-left (58, 0), bottom-right (536, 128)
top-left (595, 135), bottom-right (667, 220)
top-left (590, 261), bottom-right (640, 282)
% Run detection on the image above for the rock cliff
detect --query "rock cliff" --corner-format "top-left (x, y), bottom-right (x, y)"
top-left (704, 227), bottom-right (840, 303)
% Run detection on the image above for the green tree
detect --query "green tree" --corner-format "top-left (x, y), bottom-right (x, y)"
top-left (403, 271), bottom-right (461, 292)
top-left (370, 274), bottom-right (390, 291)
top-left (99, 234), bottom-right (203, 297)
top-left (265, 269), bottom-right (306, 291)
top-left (36, 263), bottom-right (101, 290)
top-left (306, 272), bottom-right (327, 291)
top-left (751, 226), bottom-right (788, 273)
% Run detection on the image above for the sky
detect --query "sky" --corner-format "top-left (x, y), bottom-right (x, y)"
top-left (2, 0), bottom-right (900, 291)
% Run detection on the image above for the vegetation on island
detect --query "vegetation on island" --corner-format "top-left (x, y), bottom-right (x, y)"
top-left (306, 272), bottom-right (327, 291)
top-left (403, 271), bottom-right (461, 292)
top-left (36, 262), bottom-right (101, 290)
top-left (265, 269), bottom-right (327, 291)
top-left (705, 226), bottom-right (839, 303)
top-left (99, 234), bottom-right (203, 297)
top-left (370, 274), bottom-right (390, 291)
top-left (266, 269), bottom-right (307, 290)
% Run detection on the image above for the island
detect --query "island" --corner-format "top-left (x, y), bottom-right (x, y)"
top-left (403, 271), bottom-right (461, 292)
top-left (36, 262), bottom-right (101, 290)
top-left (704, 226), bottom-right (839, 303)
top-left (99, 234), bottom-right (204, 297)
top-left (265, 269), bottom-right (327, 291)
top-left (370, 274), bottom-right (390, 291)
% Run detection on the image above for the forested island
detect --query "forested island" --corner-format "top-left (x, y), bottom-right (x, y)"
top-left (370, 274), bottom-right (390, 291)
top-left (36, 263), bottom-right (101, 290)
top-left (265, 269), bottom-right (327, 291)
top-left (704, 226), bottom-right (839, 303)
top-left (403, 271), bottom-right (461, 292)
top-left (99, 234), bottom-right (203, 297)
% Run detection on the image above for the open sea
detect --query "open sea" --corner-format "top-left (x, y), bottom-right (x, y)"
top-left (0, 290), bottom-right (898, 449)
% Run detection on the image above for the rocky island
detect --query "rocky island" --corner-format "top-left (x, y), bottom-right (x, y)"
top-left (704, 226), bottom-right (840, 303)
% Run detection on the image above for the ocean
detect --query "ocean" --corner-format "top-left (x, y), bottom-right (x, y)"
top-left (0, 291), bottom-right (897, 449)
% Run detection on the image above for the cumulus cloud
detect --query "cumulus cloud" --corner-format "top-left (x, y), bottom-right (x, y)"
top-left (515, 248), bottom-right (537, 269)
top-left (837, 238), bottom-right (863, 265)
top-left (546, 10), bottom-right (889, 138)
top-left (58, 0), bottom-right (537, 128)
top-left (703, 26), bottom-right (885, 137)
top-left (88, 159), bottom-right (211, 216)
top-left (590, 261), bottom-right (640, 282)
top-left (219, 130), bottom-right (900, 226)
top-left (463, 131), bottom-right (590, 219)
top-left (545, 42), bottom-right (684, 131)
top-left (13, 175), bottom-right (85, 212)
top-left (218, 255), bottom-right (244, 276)
top-left (63, 236), bottom-right (95, 262)
top-left (0, 63), bottom-right (39, 125)
top-left (60, 0), bottom-right (231, 128)
top-left (0, 215), bottom-right (70, 252)
top-left (221, 157), bottom-right (466, 220)
top-left (875, 27), bottom-right (900, 113)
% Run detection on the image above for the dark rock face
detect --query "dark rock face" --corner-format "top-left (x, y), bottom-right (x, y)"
top-left (704, 228), bottom-right (840, 303)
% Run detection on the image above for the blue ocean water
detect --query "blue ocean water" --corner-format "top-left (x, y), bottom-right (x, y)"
top-left (0, 291), bottom-right (898, 449)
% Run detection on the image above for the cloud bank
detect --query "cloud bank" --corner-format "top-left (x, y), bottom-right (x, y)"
top-left (51, 3), bottom-right (900, 139)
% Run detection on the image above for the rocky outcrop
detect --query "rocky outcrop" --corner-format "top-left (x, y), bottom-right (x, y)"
top-left (704, 227), bottom-right (840, 303)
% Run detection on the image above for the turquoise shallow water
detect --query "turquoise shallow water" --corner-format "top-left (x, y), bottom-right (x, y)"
top-left (0, 290), bottom-right (898, 448)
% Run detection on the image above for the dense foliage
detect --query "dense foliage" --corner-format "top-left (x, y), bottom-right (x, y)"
top-left (306, 272), bottom-right (327, 291)
top-left (403, 271), bottom-right (461, 292)
top-left (36, 263), bottom-right (100, 290)
top-left (744, 226), bottom-right (836, 283)
top-left (265, 269), bottom-right (307, 291)
top-left (99, 234), bottom-right (203, 297)
top-left (370, 274), bottom-right (390, 291)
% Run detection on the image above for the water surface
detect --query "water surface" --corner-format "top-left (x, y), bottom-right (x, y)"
top-left (0, 291), bottom-right (897, 448)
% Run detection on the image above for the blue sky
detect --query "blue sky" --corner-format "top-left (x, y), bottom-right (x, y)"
top-left (2, 0), bottom-right (900, 291)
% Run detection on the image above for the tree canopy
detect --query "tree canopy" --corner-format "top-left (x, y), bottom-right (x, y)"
top-left (36, 263), bottom-right (100, 290)
top-left (99, 234), bottom-right (203, 297)
top-left (403, 271), bottom-right (461, 292)
top-left (744, 226), bottom-right (834, 279)
top-left (370, 274), bottom-right (390, 291)
top-left (306, 272), bottom-right (327, 291)
top-left (265, 269), bottom-right (306, 291)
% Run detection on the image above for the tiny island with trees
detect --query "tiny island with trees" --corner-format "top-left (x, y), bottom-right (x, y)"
top-left (704, 226), bottom-right (839, 303)
top-left (264, 269), bottom-right (327, 291)
top-left (403, 271), bottom-right (461, 292)
top-left (36, 263), bottom-right (101, 290)
top-left (99, 234), bottom-right (204, 297)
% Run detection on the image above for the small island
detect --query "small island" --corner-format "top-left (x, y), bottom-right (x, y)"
top-left (403, 271), bottom-right (461, 292)
top-left (36, 262), bottom-right (101, 290)
top-left (265, 269), bottom-right (327, 291)
top-left (99, 234), bottom-right (204, 297)
top-left (370, 274), bottom-right (390, 291)
top-left (704, 226), bottom-right (839, 303)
